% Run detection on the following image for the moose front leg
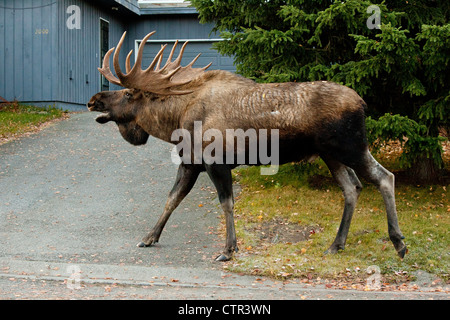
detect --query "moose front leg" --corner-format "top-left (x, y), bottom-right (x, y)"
top-left (137, 164), bottom-right (200, 247)
top-left (205, 164), bottom-right (238, 261)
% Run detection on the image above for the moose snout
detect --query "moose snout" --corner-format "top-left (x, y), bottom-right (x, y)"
top-left (87, 100), bottom-right (95, 111)
top-left (87, 95), bottom-right (104, 112)
top-left (87, 94), bottom-right (113, 123)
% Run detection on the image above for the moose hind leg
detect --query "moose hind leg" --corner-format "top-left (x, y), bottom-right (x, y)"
top-left (205, 164), bottom-right (238, 261)
top-left (138, 164), bottom-right (200, 247)
top-left (356, 150), bottom-right (407, 258)
top-left (324, 159), bottom-right (362, 254)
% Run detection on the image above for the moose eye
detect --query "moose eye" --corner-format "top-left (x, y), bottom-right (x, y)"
top-left (125, 92), bottom-right (132, 98)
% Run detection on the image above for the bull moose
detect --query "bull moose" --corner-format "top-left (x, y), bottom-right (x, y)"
top-left (87, 31), bottom-right (407, 261)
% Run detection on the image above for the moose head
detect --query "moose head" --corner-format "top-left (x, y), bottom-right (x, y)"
top-left (87, 31), bottom-right (211, 145)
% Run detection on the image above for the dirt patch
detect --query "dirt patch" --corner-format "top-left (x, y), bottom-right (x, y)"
top-left (249, 218), bottom-right (320, 245)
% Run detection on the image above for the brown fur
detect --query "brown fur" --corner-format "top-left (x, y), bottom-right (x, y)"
top-left (125, 70), bottom-right (366, 144)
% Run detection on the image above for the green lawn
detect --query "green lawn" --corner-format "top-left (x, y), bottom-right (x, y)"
top-left (227, 157), bottom-right (449, 284)
top-left (0, 103), bottom-right (67, 142)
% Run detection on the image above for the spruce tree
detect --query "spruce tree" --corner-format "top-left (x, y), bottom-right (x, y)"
top-left (192, 0), bottom-right (449, 183)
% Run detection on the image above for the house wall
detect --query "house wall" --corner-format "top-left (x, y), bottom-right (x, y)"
top-left (0, 1), bottom-right (234, 110)
top-left (128, 14), bottom-right (218, 41)
top-left (0, 0), bottom-right (130, 109)
top-left (56, 0), bottom-right (129, 108)
top-left (127, 14), bottom-right (235, 72)
top-left (0, 0), bottom-right (59, 103)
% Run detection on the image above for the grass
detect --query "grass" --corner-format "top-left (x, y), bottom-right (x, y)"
top-left (0, 103), bottom-right (67, 143)
top-left (226, 153), bottom-right (449, 284)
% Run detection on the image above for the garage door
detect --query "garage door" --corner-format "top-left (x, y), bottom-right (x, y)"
top-left (140, 40), bottom-right (236, 73)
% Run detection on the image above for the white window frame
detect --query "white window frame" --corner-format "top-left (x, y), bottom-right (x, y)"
top-left (134, 38), bottom-right (223, 63)
top-left (99, 18), bottom-right (110, 90)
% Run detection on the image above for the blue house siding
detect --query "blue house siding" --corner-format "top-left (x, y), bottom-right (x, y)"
top-left (0, 0), bottom-right (235, 110)
top-left (129, 14), bottom-right (218, 41)
top-left (128, 14), bottom-right (235, 72)
top-left (142, 40), bottom-right (235, 73)
top-left (56, 0), bottom-right (128, 107)
top-left (0, 0), bottom-right (59, 103)
top-left (0, 0), bottom-right (129, 109)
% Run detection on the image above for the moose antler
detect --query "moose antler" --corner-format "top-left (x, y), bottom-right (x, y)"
top-left (98, 31), bottom-right (212, 95)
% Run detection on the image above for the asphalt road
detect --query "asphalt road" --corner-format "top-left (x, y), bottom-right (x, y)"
top-left (0, 112), bottom-right (448, 302)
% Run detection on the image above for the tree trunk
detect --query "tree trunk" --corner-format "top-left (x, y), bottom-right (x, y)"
top-left (409, 155), bottom-right (442, 184)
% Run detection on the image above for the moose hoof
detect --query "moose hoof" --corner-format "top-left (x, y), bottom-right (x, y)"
top-left (136, 242), bottom-right (149, 247)
top-left (215, 254), bottom-right (232, 262)
top-left (397, 245), bottom-right (408, 259)
top-left (324, 244), bottom-right (344, 255)
top-left (136, 241), bottom-right (157, 247)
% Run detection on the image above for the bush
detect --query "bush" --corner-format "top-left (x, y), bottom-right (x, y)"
top-left (366, 114), bottom-right (445, 171)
